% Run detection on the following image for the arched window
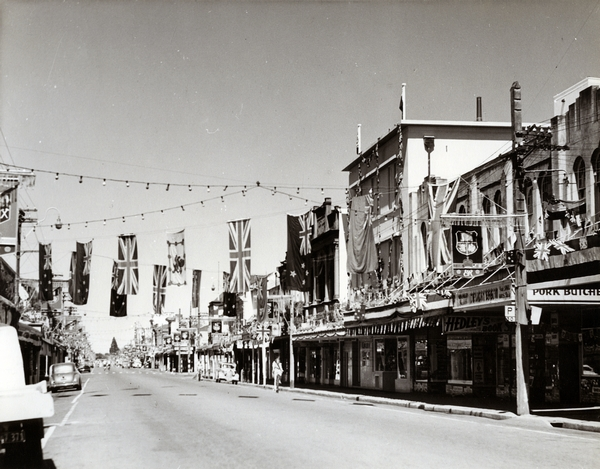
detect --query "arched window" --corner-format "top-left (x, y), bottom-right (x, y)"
top-left (458, 205), bottom-right (466, 214)
top-left (526, 185), bottom-right (534, 237)
top-left (493, 190), bottom-right (503, 214)
top-left (538, 172), bottom-right (552, 204)
top-left (574, 157), bottom-right (586, 201)
top-left (482, 196), bottom-right (491, 215)
top-left (592, 145), bottom-right (600, 222)
top-left (420, 222), bottom-right (430, 271)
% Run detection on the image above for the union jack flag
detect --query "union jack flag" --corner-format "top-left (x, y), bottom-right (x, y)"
top-left (81, 241), bottom-right (93, 276)
top-left (228, 218), bottom-right (251, 293)
top-left (153, 265), bottom-right (167, 315)
top-left (299, 212), bottom-right (312, 255)
top-left (117, 235), bottom-right (139, 295)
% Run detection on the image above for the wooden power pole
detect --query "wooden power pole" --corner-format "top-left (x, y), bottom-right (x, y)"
top-left (510, 82), bottom-right (530, 416)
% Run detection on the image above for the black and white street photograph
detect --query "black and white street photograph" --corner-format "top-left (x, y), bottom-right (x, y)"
top-left (0, 1), bottom-right (599, 467)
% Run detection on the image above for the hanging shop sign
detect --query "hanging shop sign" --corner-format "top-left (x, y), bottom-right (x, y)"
top-left (0, 183), bottom-right (18, 254)
top-left (453, 281), bottom-right (513, 310)
top-left (451, 225), bottom-right (485, 278)
top-left (528, 287), bottom-right (600, 305)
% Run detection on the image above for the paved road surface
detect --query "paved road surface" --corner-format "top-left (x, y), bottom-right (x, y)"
top-left (40, 368), bottom-right (600, 469)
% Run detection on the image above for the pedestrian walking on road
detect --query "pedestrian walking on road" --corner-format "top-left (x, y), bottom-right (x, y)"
top-left (272, 356), bottom-right (283, 392)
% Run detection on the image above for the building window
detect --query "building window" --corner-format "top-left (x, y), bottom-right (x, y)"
top-left (447, 335), bottom-right (472, 384)
top-left (574, 156), bottom-right (586, 201)
top-left (526, 185), bottom-right (534, 235)
top-left (397, 337), bottom-right (408, 379)
top-left (593, 147), bottom-right (600, 223)
top-left (482, 195), bottom-right (491, 215)
top-left (415, 336), bottom-right (428, 381)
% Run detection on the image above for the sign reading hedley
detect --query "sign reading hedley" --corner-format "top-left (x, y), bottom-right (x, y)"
top-left (443, 316), bottom-right (511, 334)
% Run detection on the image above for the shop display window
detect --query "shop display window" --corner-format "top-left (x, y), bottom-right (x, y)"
top-left (415, 337), bottom-right (428, 381)
top-left (374, 339), bottom-right (397, 372)
top-left (375, 340), bottom-right (385, 371)
top-left (361, 341), bottom-right (371, 368)
top-left (397, 337), bottom-right (408, 379)
top-left (583, 328), bottom-right (600, 377)
top-left (448, 335), bottom-right (472, 384)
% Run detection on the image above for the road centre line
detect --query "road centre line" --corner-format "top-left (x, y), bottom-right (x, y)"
top-left (71, 377), bottom-right (90, 404)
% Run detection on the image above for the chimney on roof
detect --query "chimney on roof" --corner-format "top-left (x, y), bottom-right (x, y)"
top-left (476, 97), bottom-right (482, 121)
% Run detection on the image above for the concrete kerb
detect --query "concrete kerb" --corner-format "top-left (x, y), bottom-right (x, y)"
top-left (236, 381), bottom-right (515, 421)
top-left (231, 381), bottom-right (600, 432)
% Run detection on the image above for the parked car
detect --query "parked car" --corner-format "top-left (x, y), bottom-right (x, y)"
top-left (216, 363), bottom-right (239, 384)
top-left (48, 363), bottom-right (82, 392)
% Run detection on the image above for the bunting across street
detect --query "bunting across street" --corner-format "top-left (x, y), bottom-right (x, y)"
top-left (228, 218), bottom-right (251, 293)
top-left (117, 234), bottom-right (139, 295)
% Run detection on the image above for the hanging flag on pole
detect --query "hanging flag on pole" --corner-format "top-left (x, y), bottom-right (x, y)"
top-left (39, 243), bottom-right (53, 302)
top-left (191, 269), bottom-right (202, 309)
top-left (256, 275), bottom-right (268, 322)
top-left (286, 212), bottom-right (312, 292)
top-left (223, 292), bottom-right (237, 317)
top-left (153, 265), bottom-right (167, 315)
top-left (228, 218), bottom-right (251, 293)
top-left (347, 195), bottom-right (378, 274)
top-left (117, 234), bottom-right (139, 295)
top-left (110, 261), bottom-right (127, 317)
top-left (70, 241), bottom-right (92, 305)
top-left (222, 271), bottom-right (231, 293)
top-left (167, 230), bottom-right (186, 286)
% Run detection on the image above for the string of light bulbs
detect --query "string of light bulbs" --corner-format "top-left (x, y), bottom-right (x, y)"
top-left (0, 161), bottom-right (347, 193)
top-left (32, 183), bottom-right (337, 231)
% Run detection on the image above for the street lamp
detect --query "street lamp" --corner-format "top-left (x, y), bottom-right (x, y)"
top-left (423, 136), bottom-right (435, 182)
top-left (36, 207), bottom-right (63, 230)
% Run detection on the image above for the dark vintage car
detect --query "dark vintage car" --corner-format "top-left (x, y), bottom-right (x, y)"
top-left (78, 364), bottom-right (91, 373)
top-left (48, 363), bottom-right (82, 393)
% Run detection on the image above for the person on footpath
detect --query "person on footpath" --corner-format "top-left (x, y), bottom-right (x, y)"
top-left (272, 355), bottom-right (283, 393)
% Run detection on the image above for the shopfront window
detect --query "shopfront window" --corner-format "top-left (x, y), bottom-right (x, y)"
top-left (583, 328), bottom-right (600, 377)
top-left (448, 335), bottom-right (473, 383)
top-left (375, 339), bottom-right (397, 372)
top-left (397, 337), bottom-right (408, 379)
top-left (375, 340), bottom-right (385, 371)
top-left (361, 341), bottom-right (371, 368)
top-left (415, 337), bottom-right (428, 381)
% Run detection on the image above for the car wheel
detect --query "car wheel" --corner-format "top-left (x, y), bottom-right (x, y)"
top-left (76, 383), bottom-right (82, 391)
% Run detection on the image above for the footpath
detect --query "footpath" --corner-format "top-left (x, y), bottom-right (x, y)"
top-left (232, 379), bottom-right (600, 434)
